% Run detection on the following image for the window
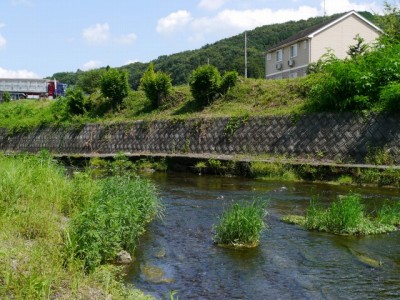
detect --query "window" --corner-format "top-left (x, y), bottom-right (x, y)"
top-left (266, 53), bottom-right (272, 61)
top-left (289, 72), bottom-right (298, 79)
top-left (303, 40), bottom-right (308, 49)
top-left (276, 49), bottom-right (283, 62)
top-left (290, 44), bottom-right (298, 58)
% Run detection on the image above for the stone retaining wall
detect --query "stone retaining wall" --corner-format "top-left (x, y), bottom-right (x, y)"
top-left (0, 113), bottom-right (399, 163)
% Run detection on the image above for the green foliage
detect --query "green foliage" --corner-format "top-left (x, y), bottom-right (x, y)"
top-left (380, 82), bottom-right (400, 110)
top-left (100, 68), bottom-right (130, 109)
top-left (0, 154), bottom-right (154, 299)
top-left (189, 65), bottom-right (222, 106)
top-left (50, 87), bottom-right (86, 122)
top-left (326, 193), bottom-right (365, 233)
top-left (68, 175), bottom-right (161, 272)
top-left (213, 200), bottom-right (267, 247)
top-left (76, 68), bottom-right (106, 94)
top-left (220, 71), bottom-right (239, 94)
top-left (306, 42), bottom-right (400, 112)
top-left (65, 87), bottom-right (86, 115)
top-left (303, 193), bottom-right (397, 235)
top-left (0, 100), bottom-right (55, 133)
top-left (356, 167), bottom-right (400, 187)
top-left (224, 113), bottom-right (249, 136)
top-left (377, 199), bottom-right (400, 226)
top-left (207, 158), bottom-right (222, 173)
top-left (249, 161), bottom-right (299, 181)
top-left (189, 66), bottom-right (240, 107)
top-left (2, 91), bottom-right (11, 103)
top-left (375, 1), bottom-right (400, 45)
top-left (337, 175), bottom-right (353, 185)
top-left (140, 63), bottom-right (172, 108)
top-left (346, 34), bottom-right (369, 60)
top-left (365, 146), bottom-right (394, 165)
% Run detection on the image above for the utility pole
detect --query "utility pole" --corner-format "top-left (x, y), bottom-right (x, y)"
top-left (245, 31), bottom-right (248, 78)
top-left (324, 0), bottom-right (326, 17)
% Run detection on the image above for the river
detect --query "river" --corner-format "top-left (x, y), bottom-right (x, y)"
top-left (126, 172), bottom-right (400, 300)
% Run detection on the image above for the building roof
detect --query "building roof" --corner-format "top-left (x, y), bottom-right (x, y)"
top-left (267, 11), bottom-right (382, 53)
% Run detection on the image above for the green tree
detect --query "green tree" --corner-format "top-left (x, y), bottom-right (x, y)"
top-left (189, 64), bottom-right (221, 106)
top-left (220, 71), bottom-right (239, 94)
top-left (76, 69), bottom-right (106, 94)
top-left (376, 1), bottom-right (400, 44)
top-left (346, 34), bottom-right (369, 60)
top-left (139, 63), bottom-right (172, 108)
top-left (100, 68), bottom-right (130, 109)
top-left (65, 87), bottom-right (86, 115)
top-left (2, 91), bottom-right (11, 103)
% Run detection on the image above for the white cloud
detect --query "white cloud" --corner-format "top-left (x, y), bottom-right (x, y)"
top-left (158, 1), bottom-right (379, 44)
top-left (0, 67), bottom-right (39, 78)
top-left (0, 23), bottom-right (5, 29)
top-left (190, 6), bottom-right (319, 38)
top-left (83, 23), bottom-right (110, 45)
top-left (198, 0), bottom-right (229, 10)
top-left (124, 59), bottom-right (139, 65)
top-left (82, 60), bottom-right (102, 71)
top-left (0, 34), bottom-right (6, 50)
top-left (323, 0), bottom-right (380, 15)
top-left (115, 33), bottom-right (137, 45)
top-left (156, 10), bottom-right (192, 35)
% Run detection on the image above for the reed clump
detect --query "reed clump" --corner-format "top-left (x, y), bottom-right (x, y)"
top-left (213, 200), bottom-right (268, 248)
top-left (0, 153), bottom-right (158, 299)
top-left (282, 193), bottom-right (399, 235)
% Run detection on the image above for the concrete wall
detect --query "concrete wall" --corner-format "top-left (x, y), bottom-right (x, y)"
top-left (0, 114), bottom-right (400, 163)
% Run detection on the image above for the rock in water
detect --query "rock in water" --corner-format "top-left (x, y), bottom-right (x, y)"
top-left (116, 250), bottom-right (132, 264)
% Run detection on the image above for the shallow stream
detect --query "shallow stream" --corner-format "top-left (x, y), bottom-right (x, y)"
top-left (126, 173), bottom-right (400, 299)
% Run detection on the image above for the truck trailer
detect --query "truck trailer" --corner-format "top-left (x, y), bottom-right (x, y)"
top-left (0, 78), bottom-right (67, 102)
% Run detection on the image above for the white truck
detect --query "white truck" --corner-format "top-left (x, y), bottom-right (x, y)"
top-left (0, 78), bottom-right (49, 101)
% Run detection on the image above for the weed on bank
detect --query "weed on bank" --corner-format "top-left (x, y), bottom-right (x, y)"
top-left (0, 153), bottom-right (157, 299)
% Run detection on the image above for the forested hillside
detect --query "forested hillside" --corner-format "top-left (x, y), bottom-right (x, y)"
top-left (50, 12), bottom-right (374, 90)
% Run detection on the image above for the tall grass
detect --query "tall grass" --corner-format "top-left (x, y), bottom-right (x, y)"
top-left (250, 161), bottom-right (298, 181)
top-left (302, 193), bottom-right (397, 235)
top-left (377, 200), bottom-right (400, 226)
top-left (0, 153), bottom-right (156, 299)
top-left (213, 200), bottom-right (268, 247)
top-left (67, 175), bottom-right (162, 272)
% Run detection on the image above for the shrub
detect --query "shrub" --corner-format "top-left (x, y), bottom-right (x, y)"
top-left (140, 64), bottom-right (172, 108)
top-left (2, 91), bottom-right (11, 103)
top-left (306, 41), bottom-right (400, 112)
top-left (213, 200), bottom-right (267, 247)
top-left (189, 65), bottom-right (221, 106)
top-left (220, 71), bottom-right (239, 94)
top-left (380, 82), bottom-right (400, 111)
top-left (100, 68), bottom-right (130, 109)
top-left (65, 87), bottom-right (86, 115)
top-left (377, 199), bottom-right (400, 226)
top-left (76, 69), bottom-right (107, 95)
top-left (68, 175), bottom-right (161, 272)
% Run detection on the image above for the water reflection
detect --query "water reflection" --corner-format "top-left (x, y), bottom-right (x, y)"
top-left (126, 173), bottom-right (400, 299)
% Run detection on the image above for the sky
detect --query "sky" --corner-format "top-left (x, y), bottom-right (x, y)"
top-left (0, 0), bottom-right (385, 79)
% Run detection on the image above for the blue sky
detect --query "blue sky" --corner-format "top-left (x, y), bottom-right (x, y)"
top-left (0, 0), bottom-right (384, 78)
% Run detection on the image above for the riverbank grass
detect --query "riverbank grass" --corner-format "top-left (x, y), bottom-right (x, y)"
top-left (213, 201), bottom-right (268, 248)
top-left (0, 154), bottom-right (157, 299)
top-left (282, 193), bottom-right (399, 235)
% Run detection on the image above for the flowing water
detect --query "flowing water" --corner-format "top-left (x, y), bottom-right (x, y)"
top-left (126, 173), bottom-right (400, 300)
